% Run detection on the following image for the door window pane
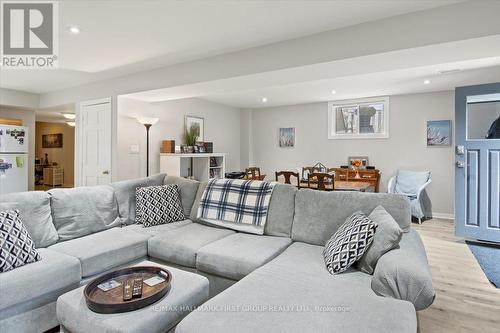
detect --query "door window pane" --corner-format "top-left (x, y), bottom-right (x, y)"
top-left (467, 100), bottom-right (500, 140)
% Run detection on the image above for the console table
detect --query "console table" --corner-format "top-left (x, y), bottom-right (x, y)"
top-left (160, 153), bottom-right (226, 182)
top-left (331, 168), bottom-right (381, 192)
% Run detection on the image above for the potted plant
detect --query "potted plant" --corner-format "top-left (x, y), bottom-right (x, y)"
top-left (183, 125), bottom-right (199, 153)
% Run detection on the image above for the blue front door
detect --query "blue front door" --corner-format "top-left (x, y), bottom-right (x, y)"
top-left (455, 83), bottom-right (500, 243)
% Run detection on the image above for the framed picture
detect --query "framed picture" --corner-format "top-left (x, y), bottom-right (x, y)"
top-left (279, 127), bottom-right (295, 148)
top-left (185, 115), bottom-right (204, 141)
top-left (427, 120), bottom-right (452, 146)
top-left (348, 156), bottom-right (369, 169)
top-left (328, 97), bottom-right (389, 139)
top-left (42, 133), bottom-right (63, 148)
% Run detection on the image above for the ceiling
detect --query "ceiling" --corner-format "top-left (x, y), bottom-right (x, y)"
top-left (36, 104), bottom-right (75, 123)
top-left (0, 0), bottom-right (460, 94)
top-left (123, 33), bottom-right (500, 108)
top-left (200, 61), bottom-right (500, 108)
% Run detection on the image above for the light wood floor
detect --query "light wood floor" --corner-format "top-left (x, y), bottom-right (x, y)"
top-left (413, 219), bottom-right (500, 333)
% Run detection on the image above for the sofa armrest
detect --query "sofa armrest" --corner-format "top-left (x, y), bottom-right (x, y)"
top-left (371, 229), bottom-right (435, 310)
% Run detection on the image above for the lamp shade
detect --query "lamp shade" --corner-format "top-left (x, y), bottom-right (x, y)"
top-left (137, 117), bottom-right (159, 125)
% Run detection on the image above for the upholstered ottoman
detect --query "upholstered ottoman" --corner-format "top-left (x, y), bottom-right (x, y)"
top-left (56, 261), bottom-right (209, 333)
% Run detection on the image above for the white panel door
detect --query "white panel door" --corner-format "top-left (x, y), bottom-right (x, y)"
top-left (81, 100), bottom-right (112, 186)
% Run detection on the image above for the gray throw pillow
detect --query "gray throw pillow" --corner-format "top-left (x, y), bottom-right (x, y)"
top-left (135, 185), bottom-right (185, 227)
top-left (323, 211), bottom-right (377, 275)
top-left (0, 210), bottom-right (41, 272)
top-left (357, 205), bottom-right (403, 274)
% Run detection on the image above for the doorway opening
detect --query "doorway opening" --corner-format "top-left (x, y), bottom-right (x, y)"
top-left (34, 104), bottom-right (75, 190)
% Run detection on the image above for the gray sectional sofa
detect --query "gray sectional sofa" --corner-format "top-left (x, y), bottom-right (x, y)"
top-left (0, 174), bottom-right (435, 333)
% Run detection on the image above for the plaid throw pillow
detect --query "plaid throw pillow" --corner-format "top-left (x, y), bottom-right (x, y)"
top-left (1, 210), bottom-right (42, 273)
top-left (323, 212), bottom-right (377, 275)
top-left (135, 185), bottom-right (185, 227)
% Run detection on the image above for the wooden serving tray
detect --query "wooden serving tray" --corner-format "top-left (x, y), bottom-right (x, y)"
top-left (84, 266), bottom-right (172, 314)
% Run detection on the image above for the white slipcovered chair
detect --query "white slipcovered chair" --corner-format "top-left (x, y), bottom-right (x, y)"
top-left (388, 170), bottom-right (432, 223)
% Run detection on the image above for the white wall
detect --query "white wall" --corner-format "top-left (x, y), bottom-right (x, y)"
top-left (0, 107), bottom-right (36, 190)
top-left (117, 97), bottom-right (241, 180)
top-left (0, 88), bottom-right (39, 109)
top-left (249, 91), bottom-right (455, 217)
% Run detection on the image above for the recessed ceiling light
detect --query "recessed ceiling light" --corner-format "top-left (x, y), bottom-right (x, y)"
top-left (66, 121), bottom-right (75, 127)
top-left (424, 79), bottom-right (430, 85)
top-left (261, 97), bottom-right (268, 103)
top-left (331, 90), bottom-right (337, 95)
top-left (69, 26), bottom-right (80, 34)
top-left (62, 113), bottom-right (75, 119)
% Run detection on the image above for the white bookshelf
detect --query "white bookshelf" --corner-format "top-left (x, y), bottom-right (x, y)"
top-left (159, 153), bottom-right (226, 181)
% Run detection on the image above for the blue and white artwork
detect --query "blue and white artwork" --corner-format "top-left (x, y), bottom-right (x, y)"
top-left (279, 127), bottom-right (295, 148)
top-left (427, 120), bottom-right (452, 146)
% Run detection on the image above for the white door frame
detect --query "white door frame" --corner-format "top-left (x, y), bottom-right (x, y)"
top-left (75, 97), bottom-right (116, 187)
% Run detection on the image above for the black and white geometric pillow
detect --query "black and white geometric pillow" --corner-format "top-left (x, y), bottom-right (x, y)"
top-left (323, 212), bottom-right (377, 275)
top-left (135, 184), bottom-right (185, 227)
top-left (1, 210), bottom-right (42, 273)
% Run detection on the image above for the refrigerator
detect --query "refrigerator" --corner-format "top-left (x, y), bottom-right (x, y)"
top-left (0, 125), bottom-right (29, 195)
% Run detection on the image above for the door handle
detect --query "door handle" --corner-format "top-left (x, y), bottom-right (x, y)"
top-left (102, 170), bottom-right (110, 175)
top-left (456, 161), bottom-right (465, 168)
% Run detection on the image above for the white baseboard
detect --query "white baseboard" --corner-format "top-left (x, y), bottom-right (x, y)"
top-left (432, 212), bottom-right (455, 220)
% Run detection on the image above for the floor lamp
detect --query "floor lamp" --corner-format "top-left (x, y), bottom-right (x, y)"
top-left (137, 117), bottom-right (159, 177)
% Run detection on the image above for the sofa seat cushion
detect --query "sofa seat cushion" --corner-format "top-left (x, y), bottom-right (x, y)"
top-left (0, 248), bottom-right (81, 312)
top-left (148, 223), bottom-right (235, 268)
top-left (196, 233), bottom-right (292, 280)
top-left (49, 228), bottom-right (148, 278)
top-left (124, 219), bottom-right (192, 237)
top-left (176, 242), bottom-right (417, 333)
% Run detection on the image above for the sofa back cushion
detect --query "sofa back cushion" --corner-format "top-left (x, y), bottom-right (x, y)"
top-left (189, 181), bottom-right (208, 221)
top-left (0, 191), bottom-right (59, 248)
top-left (292, 190), bottom-right (411, 246)
top-left (164, 176), bottom-right (199, 217)
top-left (49, 185), bottom-right (121, 241)
top-left (110, 174), bottom-right (166, 225)
top-left (190, 181), bottom-right (296, 238)
top-left (264, 183), bottom-right (297, 237)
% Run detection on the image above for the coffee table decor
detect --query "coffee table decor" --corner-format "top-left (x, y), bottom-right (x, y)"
top-left (84, 266), bottom-right (172, 314)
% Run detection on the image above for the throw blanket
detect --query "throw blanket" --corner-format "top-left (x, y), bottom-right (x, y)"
top-left (197, 179), bottom-right (276, 235)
